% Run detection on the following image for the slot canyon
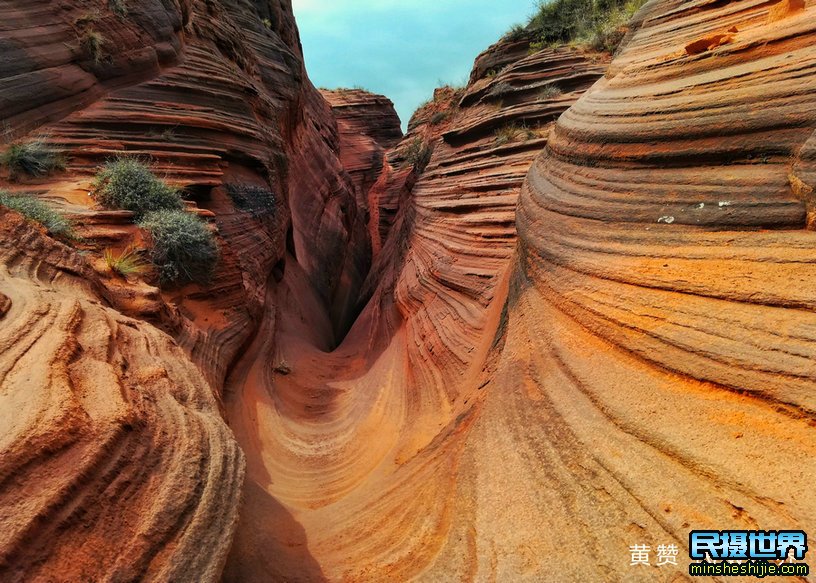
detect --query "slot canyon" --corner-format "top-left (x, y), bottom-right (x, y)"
top-left (0, 0), bottom-right (814, 581)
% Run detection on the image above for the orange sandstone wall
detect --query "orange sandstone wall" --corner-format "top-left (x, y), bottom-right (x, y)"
top-left (0, 0), bottom-right (371, 580)
top-left (0, 209), bottom-right (244, 582)
top-left (222, 35), bottom-right (609, 581)
top-left (1, 0), bottom-right (815, 581)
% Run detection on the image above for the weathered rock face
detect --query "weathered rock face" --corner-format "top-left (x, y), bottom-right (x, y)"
top-left (0, 0), bottom-right (183, 135)
top-left (0, 0), bottom-right (368, 580)
top-left (3, 0), bottom-right (816, 581)
top-left (319, 89), bottom-right (404, 334)
top-left (0, 0), bottom-right (371, 383)
top-left (0, 209), bottom-right (244, 582)
top-left (323, 89), bottom-right (403, 150)
top-left (468, 1), bottom-right (816, 580)
top-left (321, 89), bottom-right (402, 206)
top-left (222, 35), bottom-right (610, 582)
top-left (224, 1), bottom-right (816, 580)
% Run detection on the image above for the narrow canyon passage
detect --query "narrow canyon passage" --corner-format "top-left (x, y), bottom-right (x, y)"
top-left (222, 250), bottom-right (506, 580)
top-left (222, 89), bottom-right (527, 580)
top-left (224, 2), bottom-right (816, 580)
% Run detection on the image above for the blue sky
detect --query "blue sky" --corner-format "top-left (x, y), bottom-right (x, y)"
top-left (291, 0), bottom-right (537, 129)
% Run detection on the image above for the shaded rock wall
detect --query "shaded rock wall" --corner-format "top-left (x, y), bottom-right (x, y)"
top-left (321, 89), bottom-right (403, 207)
top-left (0, 0), bottom-right (370, 580)
top-left (0, 0), bottom-right (184, 135)
top-left (322, 89), bottom-right (403, 150)
top-left (0, 0), bottom-right (371, 382)
top-left (224, 0), bottom-right (816, 580)
top-left (319, 88), bottom-right (404, 335)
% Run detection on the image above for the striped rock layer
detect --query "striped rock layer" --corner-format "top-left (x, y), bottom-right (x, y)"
top-left (226, 1), bottom-right (816, 580)
top-left (223, 37), bottom-right (610, 582)
top-left (0, 210), bottom-right (244, 582)
top-left (1, 0), bottom-right (815, 581)
top-left (0, 0), bottom-right (366, 581)
top-left (501, 0), bottom-right (816, 579)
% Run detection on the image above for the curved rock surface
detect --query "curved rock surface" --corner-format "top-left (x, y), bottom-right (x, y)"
top-left (0, 209), bottom-right (244, 583)
top-left (496, 0), bottom-right (816, 579)
top-left (321, 89), bottom-right (403, 221)
top-left (0, 0), bottom-right (370, 384)
top-left (0, 0), bottom-right (364, 580)
top-left (2, 0), bottom-right (815, 581)
top-left (225, 1), bottom-right (816, 580)
top-left (322, 89), bottom-right (403, 150)
top-left (223, 38), bottom-right (610, 582)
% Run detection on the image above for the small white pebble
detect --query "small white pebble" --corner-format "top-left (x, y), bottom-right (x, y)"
top-left (718, 201), bottom-right (731, 207)
top-left (658, 216), bottom-right (675, 224)
top-left (696, 203), bottom-right (705, 209)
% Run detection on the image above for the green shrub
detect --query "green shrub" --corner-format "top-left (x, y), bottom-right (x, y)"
top-left (138, 210), bottom-right (218, 286)
top-left (81, 30), bottom-right (106, 64)
top-left (528, 40), bottom-right (548, 54)
top-left (494, 123), bottom-right (537, 146)
top-left (108, 0), bottom-right (127, 17)
top-left (1, 138), bottom-right (65, 179)
top-left (585, 4), bottom-right (636, 52)
top-left (539, 84), bottom-right (563, 99)
top-left (429, 111), bottom-right (449, 126)
top-left (92, 157), bottom-right (183, 219)
top-left (502, 24), bottom-right (529, 42)
top-left (335, 85), bottom-right (368, 93)
top-left (226, 183), bottom-right (277, 218)
top-left (529, 0), bottom-right (591, 45)
top-left (527, 0), bottom-right (647, 53)
top-left (0, 190), bottom-right (73, 237)
top-left (104, 245), bottom-right (148, 278)
top-left (487, 81), bottom-right (514, 98)
top-left (74, 10), bottom-right (101, 26)
top-left (401, 137), bottom-right (433, 173)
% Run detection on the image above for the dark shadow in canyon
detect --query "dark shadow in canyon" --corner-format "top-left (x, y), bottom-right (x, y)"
top-left (222, 480), bottom-right (328, 583)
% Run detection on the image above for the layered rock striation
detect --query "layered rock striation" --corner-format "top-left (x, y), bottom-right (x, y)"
top-left (1, 0), bottom-right (815, 581)
top-left (223, 34), bottom-right (611, 582)
top-left (0, 209), bottom-right (244, 582)
top-left (482, 0), bottom-right (816, 579)
top-left (1, 0), bottom-right (372, 386)
top-left (0, 0), bottom-right (370, 580)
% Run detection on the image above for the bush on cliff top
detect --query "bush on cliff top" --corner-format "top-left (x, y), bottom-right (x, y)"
top-left (92, 158), bottom-right (183, 219)
top-left (0, 190), bottom-right (73, 238)
top-left (506, 0), bottom-right (647, 53)
top-left (502, 24), bottom-right (529, 42)
top-left (138, 209), bottom-right (219, 286)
